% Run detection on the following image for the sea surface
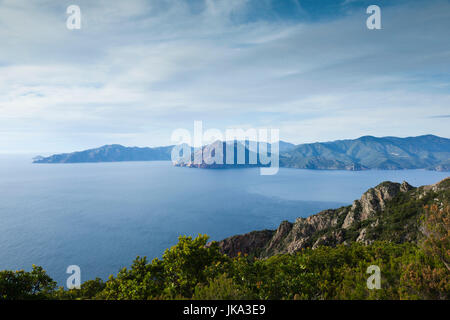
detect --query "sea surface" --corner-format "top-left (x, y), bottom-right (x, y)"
top-left (0, 155), bottom-right (448, 285)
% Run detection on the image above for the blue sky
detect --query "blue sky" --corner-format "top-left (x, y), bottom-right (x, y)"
top-left (0, 0), bottom-right (449, 153)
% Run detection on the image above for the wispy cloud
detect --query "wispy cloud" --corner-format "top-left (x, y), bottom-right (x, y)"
top-left (0, 0), bottom-right (449, 153)
top-left (429, 115), bottom-right (450, 118)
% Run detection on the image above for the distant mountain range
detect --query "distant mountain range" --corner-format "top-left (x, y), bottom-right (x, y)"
top-left (33, 144), bottom-right (173, 163)
top-left (34, 135), bottom-right (450, 171)
top-left (280, 135), bottom-right (450, 171)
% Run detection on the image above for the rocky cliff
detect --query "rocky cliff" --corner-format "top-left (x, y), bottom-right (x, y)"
top-left (211, 177), bottom-right (450, 257)
top-left (173, 140), bottom-right (272, 169)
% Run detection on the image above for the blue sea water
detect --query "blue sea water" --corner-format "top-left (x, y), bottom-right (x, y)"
top-left (0, 155), bottom-right (448, 285)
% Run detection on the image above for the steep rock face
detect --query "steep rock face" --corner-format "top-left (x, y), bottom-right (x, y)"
top-left (360, 181), bottom-right (413, 218)
top-left (342, 181), bottom-right (414, 228)
top-left (313, 229), bottom-right (345, 249)
top-left (208, 230), bottom-right (274, 257)
top-left (263, 182), bottom-right (411, 254)
top-left (265, 221), bottom-right (293, 254)
top-left (211, 178), bottom-right (449, 258)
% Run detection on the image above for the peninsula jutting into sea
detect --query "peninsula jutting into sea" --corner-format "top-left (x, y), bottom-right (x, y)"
top-left (34, 135), bottom-right (450, 171)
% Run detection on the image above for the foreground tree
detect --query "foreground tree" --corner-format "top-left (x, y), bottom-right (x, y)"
top-left (0, 265), bottom-right (56, 300)
top-left (422, 203), bottom-right (450, 271)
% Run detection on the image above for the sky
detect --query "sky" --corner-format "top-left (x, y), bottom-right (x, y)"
top-left (0, 0), bottom-right (449, 154)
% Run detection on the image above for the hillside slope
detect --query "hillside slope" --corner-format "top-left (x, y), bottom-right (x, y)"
top-left (280, 135), bottom-right (450, 171)
top-left (212, 177), bottom-right (450, 258)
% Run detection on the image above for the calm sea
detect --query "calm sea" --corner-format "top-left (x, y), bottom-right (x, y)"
top-left (0, 155), bottom-right (448, 285)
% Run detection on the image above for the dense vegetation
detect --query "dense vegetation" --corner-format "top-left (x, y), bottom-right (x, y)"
top-left (1, 204), bottom-right (448, 300)
top-left (1, 239), bottom-right (448, 300)
top-left (1, 190), bottom-right (448, 300)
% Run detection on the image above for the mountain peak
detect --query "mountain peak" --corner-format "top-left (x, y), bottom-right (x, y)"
top-left (33, 135), bottom-right (450, 170)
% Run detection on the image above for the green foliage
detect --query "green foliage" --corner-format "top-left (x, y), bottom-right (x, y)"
top-left (94, 234), bottom-right (228, 300)
top-left (54, 278), bottom-right (106, 300)
top-left (0, 265), bottom-right (56, 300)
top-left (219, 253), bottom-right (318, 300)
top-left (99, 256), bottom-right (165, 300)
top-left (421, 203), bottom-right (450, 271)
top-left (193, 274), bottom-right (251, 300)
top-left (1, 231), bottom-right (448, 300)
top-left (160, 234), bottom-right (228, 298)
top-left (398, 202), bottom-right (450, 300)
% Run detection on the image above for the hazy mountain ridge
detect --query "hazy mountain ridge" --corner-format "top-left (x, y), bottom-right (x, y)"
top-left (33, 144), bottom-right (173, 163)
top-left (210, 177), bottom-right (450, 258)
top-left (280, 135), bottom-right (450, 171)
top-left (34, 135), bottom-right (450, 171)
